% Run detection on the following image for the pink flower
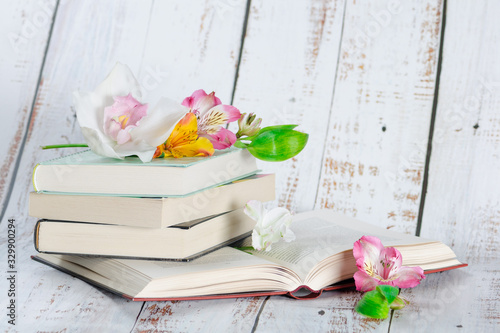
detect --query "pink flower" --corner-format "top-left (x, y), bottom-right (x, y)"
top-left (74, 63), bottom-right (186, 162)
top-left (353, 236), bottom-right (425, 292)
top-left (103, 94), bottom-right (148, 145)
top-left (204, 127), bottom-right (236, 150)
top-left (182, 89), bottom-right (240, 149)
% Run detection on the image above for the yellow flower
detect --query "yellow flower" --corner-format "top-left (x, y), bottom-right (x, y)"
top-left (154, 113), bottom-right (214, 158)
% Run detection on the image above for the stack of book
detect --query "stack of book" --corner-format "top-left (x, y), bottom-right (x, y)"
top-left (30, 148), bottom-right (275, 260)
top-left (30, 148), bottom-right (466, 301)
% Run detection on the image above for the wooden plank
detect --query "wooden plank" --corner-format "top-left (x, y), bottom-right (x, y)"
top-left (132, 298), bottom-right (266, 332)
top-left (0, 0), bottom-right (253, 331)
top-left (390, 265), bottom-right (499, 331)
top-left (136, 0), bottom-right (246, 103)
top-left (315, 0), bottom-right (443, 234)
top-left (0, 1), bottom-right (159, 331)
top-left (0, 0), bottom-right (56, 215)
top-left (131, 1), bottom-right (255, 328)
top-left (232, 0), bottom-right (346, 212)
top-left (232, 1), bottom-right (386, 330)
top-left (3, 237), bottom-right (143, 332)
top-left (418, 0), bottom-right (500, 266)
top-left (393, 0), bottom-right (500, 330)
top-left (252, 291), bottom-right (389, 333)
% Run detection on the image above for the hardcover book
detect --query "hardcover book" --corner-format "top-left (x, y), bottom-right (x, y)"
top-left (34, 209), bottom-right (255, 260)
top-left (32, 210), bottom-right (466, 300)
top-left (32, 148), bottom-right (258, 197)
top-left (29, 174), bottom-right (275, 228)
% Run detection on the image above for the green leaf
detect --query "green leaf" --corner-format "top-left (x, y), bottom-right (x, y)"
top-left (355, 290), bottom-right (390, 319)
top-left (389, 296), bottom-right (408, 310)
top-left (246, 128), bottom-right (308, 162)
top-left (376, 285), bottom-right (399, 305)
top-left (258, 124), bottom-right (299, 132)
top-left (233, 140), bottom-right (248, 148)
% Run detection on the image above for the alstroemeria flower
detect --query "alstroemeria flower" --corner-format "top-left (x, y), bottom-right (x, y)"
top-left (182, 89), bottom-right (241, 149)
top-left (210, 128), bottom-right (237, 150)
top-left (153, 112), bottom-right (214, 158)
top-left (353, 236), bottom-right (425, 292)
top-left (236, 113), bottom-right (262, 138)
top-left (74, 63), bottom-right (186, 162)
top-left (244, 200), bottom-right (295, 252)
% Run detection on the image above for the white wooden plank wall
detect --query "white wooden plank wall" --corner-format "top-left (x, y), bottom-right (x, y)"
top-left (233, 0), bottom-right (345, 213)
top-left (315, 0), bottom-right (443, 235)
top-left (391, 0), bottom-right (500, 331)
top-left (0, 0), bottom-right (56, 216)
top-left (0, 0), bottom-right (498, 331)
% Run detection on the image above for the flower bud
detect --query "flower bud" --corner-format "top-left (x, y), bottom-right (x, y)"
top-left (236, 113), bottom-right (262, 138)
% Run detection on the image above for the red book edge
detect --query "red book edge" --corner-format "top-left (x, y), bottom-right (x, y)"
top-left (31, 255), bottom-right (467, 301)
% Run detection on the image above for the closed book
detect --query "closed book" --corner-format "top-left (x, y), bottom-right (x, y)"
top-left (32, 148), bottom-right (258, 197)
top-left (34, 209), bottom-right (255, 260)
top-left (29, 174), bottom-right (275, 228)
top-left (32, 210), bottom-right (466, 300)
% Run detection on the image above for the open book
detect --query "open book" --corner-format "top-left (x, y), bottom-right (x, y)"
top-left (32, 210), bottom-right (466, 300)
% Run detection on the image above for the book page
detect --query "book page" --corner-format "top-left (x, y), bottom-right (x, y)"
top-left (240, 211), bottom-right (422, 280)
top-left (117, 247), bottom-right (275, 279)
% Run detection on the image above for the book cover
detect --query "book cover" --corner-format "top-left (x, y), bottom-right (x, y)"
top-left (29, 174), bottom-right (275, 228)
top-left (33, 148), bottom-right (259, 196)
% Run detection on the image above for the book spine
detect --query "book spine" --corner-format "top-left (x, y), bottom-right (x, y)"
top-left (33, 220), bottom-right (42, 252)
top-left (32, 164), bottom-right (40, 192)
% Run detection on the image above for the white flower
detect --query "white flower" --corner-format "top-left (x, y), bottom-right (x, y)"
top-left (244, 200), bottom-right (295, 251)
top-left (73, 63), bottom-right (187, 162)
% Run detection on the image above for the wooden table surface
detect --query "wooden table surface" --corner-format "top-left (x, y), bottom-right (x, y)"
top-left (1, 0), bottom-right (499, 331)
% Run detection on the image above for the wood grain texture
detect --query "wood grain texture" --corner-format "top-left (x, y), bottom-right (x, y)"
top-left (0, 0), bottom-right (256, 331)
top-left (1, 1), bottom-right (155, 331)
top-left (130, 0), bottom-right (257, 329)
top-left (252, 290), bottom-right (389, 333)
top-left (3, 237), bottom-right (143, 332)
top-left (404, 0), bottom-right (500, 330)
top-left (232, 0), bottom-right (346, 212)
top-left (314, 0), bottom-right (443, 234)
top-left (0, 0), bottom-right (56, 215)
top-left (390, 265), bottom-right (499, 332)
top-left (131, 297), bottom-right (266, 332)
top-left (419, 0), bottom-right (500, 265)
top-left (0, 0), bottom-right (497, 331)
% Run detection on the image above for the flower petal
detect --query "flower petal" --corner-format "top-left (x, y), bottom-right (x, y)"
top-left (354, 270), bottom-right (382, 292)
top-left (182, 89), bottom-right (207, 108)
top-left (282, 227), bottom-right (296, 242)
top-left (392, 266), bottom-right (425, 289)
top-left (219, 104), bottom-right (242, 123)
top-left (80, 127), bottom-right (121, 159)
top-left (353, 236), bottom-right (385, 261)
top-left (93, 63), bottom-right (142, 111)
top-left (114, 140), bottom-right (157, 162)
top-left (182, 90), bottom-right (221, 114)
top-left (131, 98), bottom-right (187, 147)
top-left (73, 90), bottom-right (109, 143)
top-left (167, 136), bottom-right (214, 158)
top-left (261, 207), bottom-right (292, 229)
top-left (76, 63), bottom-right (142, 134)
top-left (154, 112), bottom-right (214, 158)
top-left (205, 128), bottom-right (236, 150)
top-left (251, 229), bottom-right (265, 251)
top-left (199, 105), bottom-right (242, 135)
top-left (380, 246), bottom-right (403, 280)
top-left (244, 200), bottom-right (265, 223)
top-left (353, 235), bottom-right (386, 273)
